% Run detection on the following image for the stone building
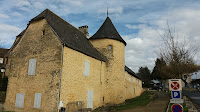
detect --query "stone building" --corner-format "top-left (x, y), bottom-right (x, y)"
top-left (0, 48), bottom-right (9, 92)
top-left (0, 48), bottom-right (9, 76)
top-left (4, 9), bottom-right (143, 112)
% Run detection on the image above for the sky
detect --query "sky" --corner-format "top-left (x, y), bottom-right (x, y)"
top-left (0, 0), bottom-right (200, 73)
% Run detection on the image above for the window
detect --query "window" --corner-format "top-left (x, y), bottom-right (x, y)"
top-left (87, 90), bottom-right (93, 109)
top-left (28, 58), bottom-right (37, 75)
top-left (84, 61), bottom-right (90, 76)
top-left (0, 58), bottom-right (3, 63)
top-left (108, 45), bottom-right (112, 50)
top-left (34, 93), bottom-right (42, 108)
top-left (15, 93), bottom-right (25, 108)
top-left (42, 30), bottom-right (45, 36)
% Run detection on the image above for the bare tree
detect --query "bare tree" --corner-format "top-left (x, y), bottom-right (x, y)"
top-left (158, 23), bottom-right (200, 81)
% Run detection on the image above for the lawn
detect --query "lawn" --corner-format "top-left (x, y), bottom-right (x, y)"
top-left (0, 91), bottom-right (6, 102)
top-left (114, 91), bottom-right (157, 111)
top-left (93, 91), bottom-right (157, 112)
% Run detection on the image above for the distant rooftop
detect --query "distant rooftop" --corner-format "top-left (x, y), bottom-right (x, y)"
top-left (0, 48), bottom-right (9, 58)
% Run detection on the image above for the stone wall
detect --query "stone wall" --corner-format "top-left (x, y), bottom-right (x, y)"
top-left (90, 39), bottom-right (125, 104)
top-left (124, 71), bottom-right (143, 100)
top-left (60, 47), bottom-right (106, 109)
top-left (4, 19), bottom-right (62, 112)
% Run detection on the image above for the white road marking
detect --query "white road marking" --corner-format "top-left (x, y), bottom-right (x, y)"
top-left (190, 97), bottom-right (200, 99)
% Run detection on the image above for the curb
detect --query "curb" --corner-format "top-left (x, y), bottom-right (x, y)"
top-left (183, 96), bottom-right (200, 112)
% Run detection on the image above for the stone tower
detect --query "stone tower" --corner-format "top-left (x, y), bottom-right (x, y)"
top-left (89, 17), bottom-right (126, 104)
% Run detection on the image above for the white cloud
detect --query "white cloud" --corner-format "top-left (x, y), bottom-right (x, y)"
top-left (126, 24), bottom-right (146, 30)
top-left (0, 24), bottom-right (21, 48)
top-left (124, 7), bottom-right (200, 72)
top-left (0, 0), bottom-right (200, 74)
top-left (0, 13), bottom-right (9, 19)
top-left (58, 0), bottom-right (83, 6)
top-left (11, 12), bottom-right (23, 17)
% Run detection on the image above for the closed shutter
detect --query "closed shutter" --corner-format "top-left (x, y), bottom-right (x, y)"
top-left (15, 93), bottom-right (25, 108)
top-left (84, 61), bottom-right (90, 76)
top-left (87, 90), bottom-right (93, 109)
top-left (28, 58), bottom-right (37, 75)
top-left (34, 93), bottom-right (42, 108)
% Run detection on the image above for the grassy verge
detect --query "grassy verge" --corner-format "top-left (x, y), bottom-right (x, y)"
top-left (114, 91), bottom-right (157, 111)
top-left (0, 91), bottom-right (6, 102)
top-left (94, 91), bottom-right (157, 112)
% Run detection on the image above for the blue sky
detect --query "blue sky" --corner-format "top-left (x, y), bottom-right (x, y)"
top-left (0, 0), bottom-right (200, 73)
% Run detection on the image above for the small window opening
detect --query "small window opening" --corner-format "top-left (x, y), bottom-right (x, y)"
top-left (108, 45), bottom-right (112, 50)
top-left (103, 97), bottom-right (104, 102)
top-left (42, 30), bottom-right (45, 36)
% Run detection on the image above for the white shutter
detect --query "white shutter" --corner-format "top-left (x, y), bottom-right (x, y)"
top-left (87, 90), bottom-right (93, 109)
top-left (34, 93), bottom-right (42, 108)
top-left (15, 93), bottom-right (25, 108)
top-left (84, 61), bottom-right (90, 76)
top-left (28, 58), bottom-right (37, 75)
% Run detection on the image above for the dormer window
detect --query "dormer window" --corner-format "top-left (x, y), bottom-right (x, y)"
top-left (108, 45), bottom-right (112, 50)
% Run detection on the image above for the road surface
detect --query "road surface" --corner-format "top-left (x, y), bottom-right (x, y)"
top-left (182, 90), bottom-right (200, 110)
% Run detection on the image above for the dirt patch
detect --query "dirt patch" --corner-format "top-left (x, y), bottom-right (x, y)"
top-left (0, 103), bottom-right (4, 111)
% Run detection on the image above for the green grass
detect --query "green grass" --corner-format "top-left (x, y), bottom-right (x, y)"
top-left (114, 91), bottom-right (157, 111)
top-left (0, 91), bottom-right (6, 102)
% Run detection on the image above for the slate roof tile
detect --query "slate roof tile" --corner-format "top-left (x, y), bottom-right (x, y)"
top-left (90, 17), bottom-right (126, 46)
top-left (29, 9), bottom-right (106, 61)
top-left (125, 66), bottom-right (142, 80)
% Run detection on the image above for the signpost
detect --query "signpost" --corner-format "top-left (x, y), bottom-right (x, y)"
top-left (169, 79), bottom-right (183, 112)
top-left (171, 82), bottom-right (180, 90)
top-left (171, 91), bottom-right (181, 99)
top-left (169, 79), bottom-right (182, 91)
top-left (170, 99), bottom-right (184, 104)
top-left (171, 104), bottom-right (183, 112)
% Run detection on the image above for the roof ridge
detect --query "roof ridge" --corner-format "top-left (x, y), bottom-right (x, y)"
top-left (28, 9), bottom-right (106, 61)
top-left (30, 9), bottom-right (81, 32)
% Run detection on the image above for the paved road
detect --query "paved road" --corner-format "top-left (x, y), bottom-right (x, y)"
top-left (182, 90), bottom-right (200, 109)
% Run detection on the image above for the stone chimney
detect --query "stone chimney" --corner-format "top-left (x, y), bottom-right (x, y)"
top-left (78, 25), bottom-right (89, 39)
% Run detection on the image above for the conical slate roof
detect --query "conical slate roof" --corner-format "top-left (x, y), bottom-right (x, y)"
top-left (28, 9), bottom-right (106, 61)
top-left (90, 17), bottom-right (126, 46)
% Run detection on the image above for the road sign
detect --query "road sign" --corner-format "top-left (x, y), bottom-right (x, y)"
top-left (171, 104), bottom-right (183, 112)
top-left (171, 82), bottom-right (180, 90)
top-left (172, 91), bottom-right (181, 99)
top-left (170, 99), bottom-right (184, 103)
top-left (169, 79), bottom-right (182, 91)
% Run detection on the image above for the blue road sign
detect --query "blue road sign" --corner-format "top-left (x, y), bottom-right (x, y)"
top-left (172, 91), bottom-right (181, 99)
top-left (171, 104), bottom-right (183, 112)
